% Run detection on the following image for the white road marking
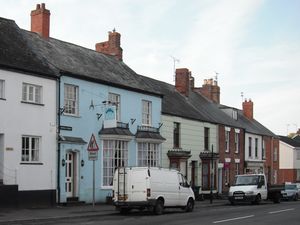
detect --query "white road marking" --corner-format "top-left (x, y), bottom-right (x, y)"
top-left (213, 215), bottom-right (254, 224)
top-left (268, 208), bottom-right (295, 214)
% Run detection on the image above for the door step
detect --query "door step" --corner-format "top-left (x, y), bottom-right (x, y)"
top-left (64, 197), bottom-right (85, 206)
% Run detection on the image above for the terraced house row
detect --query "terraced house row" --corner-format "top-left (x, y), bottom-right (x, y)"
top-left (0, 4), bottom-right (280, 207)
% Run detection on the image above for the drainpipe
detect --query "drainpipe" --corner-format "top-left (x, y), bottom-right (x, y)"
top-left (57, 76), bottom-right (61, 204)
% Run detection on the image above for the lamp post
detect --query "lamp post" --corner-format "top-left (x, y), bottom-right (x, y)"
top-left (210, 144), bottom-right (214, 204)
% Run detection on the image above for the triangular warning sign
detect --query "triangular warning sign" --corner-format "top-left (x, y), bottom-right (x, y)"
top-left (87, 134), bottom-right (99, 151)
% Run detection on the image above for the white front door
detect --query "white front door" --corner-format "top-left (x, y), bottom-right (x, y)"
top-left (65, 152), bottom-right (75, 198)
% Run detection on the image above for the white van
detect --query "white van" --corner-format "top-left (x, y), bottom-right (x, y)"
top-left (112, 167), bottom-right (195, 214)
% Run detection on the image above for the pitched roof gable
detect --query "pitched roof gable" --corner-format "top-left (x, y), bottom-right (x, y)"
top-left (279, 135), bottom-right (300, 147)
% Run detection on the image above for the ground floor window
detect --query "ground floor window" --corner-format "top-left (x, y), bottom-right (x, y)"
top-left (21, 136), bottom-right (40, 162)
top-left (297, 169), bottom-right (300, 181)
top-left (103, 140), bottom-right (128, 186)
top-left (137, 142), bottom-right (160, 167)
top-left (235, 163), bottom-right (240, 175)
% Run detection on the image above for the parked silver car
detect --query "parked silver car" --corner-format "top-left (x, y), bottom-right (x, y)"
top-left (281, 184), bottom-right (299, 201)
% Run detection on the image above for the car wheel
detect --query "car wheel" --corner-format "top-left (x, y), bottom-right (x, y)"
top-left (184, 198), bottom-right (194, 212)
top-left (154, 199), bottom-right (164, 215)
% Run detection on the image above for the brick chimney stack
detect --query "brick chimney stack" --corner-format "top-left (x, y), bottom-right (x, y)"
top-left (30, 3), bottom-right (50, 38)
top-left (175, 68), bottom-right (192, 97)
top-left (243, 99), bottom-right (254, 120)
top-left (194, 78), bottom-right (220, 104)
top-left (95, 30), bottom-right (123, 61)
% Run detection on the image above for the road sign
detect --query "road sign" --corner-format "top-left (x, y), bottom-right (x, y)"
top-left (88, 151), bottom-right (98, 161)
top-left (87, 134), bottom-right (99, 151)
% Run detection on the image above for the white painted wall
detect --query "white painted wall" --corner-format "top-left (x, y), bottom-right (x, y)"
top-left (245, 133), bottom-right (263, 161)
top-left (0, 69), bottom-right (57, 191)
top-left (279, 141), bottom-right (300, 169)
top-left (161, 114), bottom-right (218, 186)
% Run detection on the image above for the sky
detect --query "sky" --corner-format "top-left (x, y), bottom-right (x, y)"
top-left (1, 0), bottom-right (299, 135)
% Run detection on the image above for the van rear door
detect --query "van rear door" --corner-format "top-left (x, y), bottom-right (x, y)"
top-left (127, 168), bottom-right (149, 202)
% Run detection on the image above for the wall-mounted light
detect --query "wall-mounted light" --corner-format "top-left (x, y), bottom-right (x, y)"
top-left (61, 159), bottom-right (66, 167)
top-left (81, 159), bottom-right (85, 167)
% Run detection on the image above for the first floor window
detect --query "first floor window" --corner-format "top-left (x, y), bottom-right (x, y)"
top-left (248, 137), bottom-right (252, 158)
top-left (103, 140), bottom-right (128, 186)
top-left (235, 163), bottom-right (239, 175)
top-left (22, 136), bottom-right (40, 162)
top-left (22, 83), bottom-right (42, 104)
top-left (0, 80), bottom-right (5, 99)
top-left (108, 92), bottom-right (121, 121)
top-left (235, 133), bottom-right (239, 153)
top-left (142, 100), bottom-right (152, 126)
top-left (64, 84), bottom-right (79, 115)
top-left (225, 130), bottom-right (230, 152)
top-left (138, 142), bottom-right (160, 167)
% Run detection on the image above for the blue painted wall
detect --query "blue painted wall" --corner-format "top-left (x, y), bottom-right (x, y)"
top-left (59, 75), bottom-right (162, 203)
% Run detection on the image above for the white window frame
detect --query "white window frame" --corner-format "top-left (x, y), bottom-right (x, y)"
top-left (225, 130), bottom-right (230, 152)
top-left (21, 136), bottom-right (41, 162)
top-left (262, 140), bottom-right (266, 159)
top-left (64, 84), bottom-right (79, 116)
top-left (255, 138), bottom-right (258, 158)
top-left (235, 132), bottom-right (239, 153)
top-left (0, 80), bottom-right (5, 99)
top-left (248, 137), bottom-right (252, 158)
top-left (108, 93), bottom-right (121, 121)
top-left (22, 83), bottom-right (42, 104)
top-left (102, 140), bottom-right (128, 187)
top-left (273, 147), bottom-right (278, 162)
top-left (142, 100), bottom-right (152, 126)
top-left (137, 142), bottom-right (161, 167)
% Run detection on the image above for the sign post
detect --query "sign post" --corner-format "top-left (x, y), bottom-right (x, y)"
top-left (87, 134), bottom-right (99, 208)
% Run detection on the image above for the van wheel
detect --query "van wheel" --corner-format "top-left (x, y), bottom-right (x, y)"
top-left (154, 199), bottom-right (164, 215)
top-left (184, 198), bottom-right (194, 212)
top-left (253, 194), bottom-right (261, 205)
top-left (293, 194), bottom-right (298, 201)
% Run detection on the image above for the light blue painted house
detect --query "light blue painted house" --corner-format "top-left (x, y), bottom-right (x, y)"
top-left (25, 5), bottom-right (165, 204)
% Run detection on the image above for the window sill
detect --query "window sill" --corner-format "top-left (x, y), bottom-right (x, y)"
top-left (21, 101), bottom-right (44, 106)
top-left (101, 186), bottom-right (112, 190)
top-left (63, 113), bottom-right (81, 118)
top-left (20, 162), bottom-right (43, 165)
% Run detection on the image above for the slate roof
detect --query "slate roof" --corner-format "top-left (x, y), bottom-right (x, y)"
top-left (0, 17), bottom-right (161, 97)
top-left (279, 136), bottom-right (300, 147)
top-left (217, 103), bottom-right (277, 137)
top-left (99, 127), bottom-right (134, 137)
top-left (135, 131), bottom-right (166, 140)
top-left (293, 135), bottom-right (300, 143)
top-left (0, 17), bottom-right (58, 78)
top-left (0, 17), bottom-right (277, 137)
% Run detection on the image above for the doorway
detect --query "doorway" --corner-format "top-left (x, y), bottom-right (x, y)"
top-left (65, 152), bottom-right (78, 198)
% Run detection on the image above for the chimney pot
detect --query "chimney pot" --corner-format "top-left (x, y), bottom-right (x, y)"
top-left (30, 3), bottom-right (50, 38)
top-left (95, 30), bottom-right (123, 61)
top-left (242, 99), bottom-right (254, 120)
top-left (175, 68), bottom-right (191, 97)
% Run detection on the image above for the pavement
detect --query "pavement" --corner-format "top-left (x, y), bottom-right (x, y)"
top-left (0, 199), bottom-right (227, 224)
